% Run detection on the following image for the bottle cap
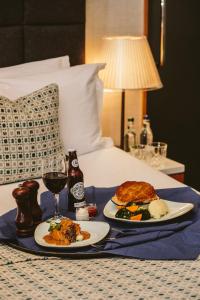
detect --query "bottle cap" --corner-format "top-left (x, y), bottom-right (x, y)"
top-left (68, 149), bottom-right (76, 153)
top-left (143, 114), bottom-right (150, 122)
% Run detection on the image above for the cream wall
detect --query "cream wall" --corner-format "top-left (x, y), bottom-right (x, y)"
top-left (86, 0), bottom-right (145, 146)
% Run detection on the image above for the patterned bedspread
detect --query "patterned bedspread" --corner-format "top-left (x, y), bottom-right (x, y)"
top-left (1, 243), bottom-right (200, 300)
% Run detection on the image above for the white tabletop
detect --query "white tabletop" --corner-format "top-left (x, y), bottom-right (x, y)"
top-left (155, 157), bottom-right (185, 175)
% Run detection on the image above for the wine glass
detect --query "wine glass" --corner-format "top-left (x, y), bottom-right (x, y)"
top-left (42, 155), bottom-right (67, 220)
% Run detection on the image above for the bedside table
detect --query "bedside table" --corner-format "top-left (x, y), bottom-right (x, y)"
top-left (129, 150), bottom-right (185, 183)
top-left (155, 157), bottom-right (185, 183)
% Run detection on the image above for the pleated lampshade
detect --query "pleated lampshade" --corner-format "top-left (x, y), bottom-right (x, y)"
top-left (100, 36), bottom-right (163, 90)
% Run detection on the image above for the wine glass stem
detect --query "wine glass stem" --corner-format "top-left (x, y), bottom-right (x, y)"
top-left (54, 193), bottom-right (60, 218)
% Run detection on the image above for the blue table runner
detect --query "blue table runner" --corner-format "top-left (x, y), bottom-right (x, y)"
top-left (1, 186), bottom-right (200, 260)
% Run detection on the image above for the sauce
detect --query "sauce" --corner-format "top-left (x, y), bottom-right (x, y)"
top-left (43, 230), bottom-right (90, 246)
top-left (88, 206), bottom-right (97, 217)
top-left (44, 235), bottom-right (69, 245)
top-left (81, 231), bottom-right (90, 240)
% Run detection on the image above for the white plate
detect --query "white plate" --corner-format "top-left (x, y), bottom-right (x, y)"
top-left (103, 199), bottom-right (194, 223)
top-left (34, 221), bottom-right (110, 248)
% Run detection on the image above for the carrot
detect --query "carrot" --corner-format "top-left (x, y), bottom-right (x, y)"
top-left (127, 206), bottom-right (139, 212)
top-left (130, 214), bottom-right (142, 221)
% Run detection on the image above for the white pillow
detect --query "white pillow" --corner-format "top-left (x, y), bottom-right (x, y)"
top-left (0, 64), bottom-right (113, 155)
top-left (0, 55), bottom-right (70, 79)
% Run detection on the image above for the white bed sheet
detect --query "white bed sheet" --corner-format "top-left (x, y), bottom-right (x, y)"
top-left (0, 146), bottom-right (185, 216)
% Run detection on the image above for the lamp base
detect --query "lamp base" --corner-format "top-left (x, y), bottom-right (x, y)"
top-left (120, 89), bottom-right (125, 149)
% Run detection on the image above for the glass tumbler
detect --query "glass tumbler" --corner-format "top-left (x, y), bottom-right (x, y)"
top-left (148, 142), bottom-right (168, 167)
top-left (130, 144), bottom-right (147, 161)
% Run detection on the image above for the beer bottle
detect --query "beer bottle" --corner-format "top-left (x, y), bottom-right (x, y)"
top-left (67, 149), bottom-right (86, 212)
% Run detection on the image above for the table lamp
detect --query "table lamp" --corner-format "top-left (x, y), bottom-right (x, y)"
top-left (100, 36), bottom-right (163, 149)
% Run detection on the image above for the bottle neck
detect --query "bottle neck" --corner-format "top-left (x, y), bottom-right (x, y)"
top-left (143, 119), bottom-right (151, 127)
top-left (142, 123), bottom-right (147, 130)
top-left (68, 152), bottom-right (79, 169)
top-left (127, 121), bottom-right (135, 130)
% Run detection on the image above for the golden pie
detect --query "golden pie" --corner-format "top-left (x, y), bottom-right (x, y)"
top-left (112, 181), bottom-right (158, 205)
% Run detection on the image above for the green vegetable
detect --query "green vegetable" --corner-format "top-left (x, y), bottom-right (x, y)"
top-left (115, 206), bottom-right (151, 221)
top-left (48, 222), bottom-right (61, 232)
top-left (115, 208), bottom-right (132, 219)
top-left (134, 208), bottom-right (151, 220)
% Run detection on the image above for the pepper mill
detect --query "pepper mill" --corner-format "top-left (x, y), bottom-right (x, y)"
top-left (22, 180), bottom-right (42, 226)
top-left (12, 186), bottom-right (34, 237)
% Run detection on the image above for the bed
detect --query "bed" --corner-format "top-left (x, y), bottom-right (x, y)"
top-left (0, 1), bottom-right (200, 300)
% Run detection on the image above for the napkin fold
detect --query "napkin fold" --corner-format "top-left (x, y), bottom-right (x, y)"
top-left (0, 209), bottom-right (16, 240)
top-left (0, 186), bottom-right (200, 260)
top-left (104, 220), bottom-right (192, 250)
top-left (111, 220), bottom-right (193, 238)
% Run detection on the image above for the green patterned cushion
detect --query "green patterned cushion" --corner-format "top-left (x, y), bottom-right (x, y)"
top-left (0, 83), bottom-right (64, 184)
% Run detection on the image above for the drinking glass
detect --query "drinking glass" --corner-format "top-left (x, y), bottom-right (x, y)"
top-left (147, 142), bottom-right (168, 167)
top-left (130, 144), bottom-right (147, 160)
top-left (42, 156), bottom-right (67, 219)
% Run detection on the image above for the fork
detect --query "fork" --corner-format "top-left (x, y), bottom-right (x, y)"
top-left (90, 227), bottom-right (132, 250)
top-left (90, 237), bottom-right (117, 249)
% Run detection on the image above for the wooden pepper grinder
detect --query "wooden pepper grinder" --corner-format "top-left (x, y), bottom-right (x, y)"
top-left (22, 180), bottom-right (42, 226)
top-left (12, 186), bottom-right (34, 237)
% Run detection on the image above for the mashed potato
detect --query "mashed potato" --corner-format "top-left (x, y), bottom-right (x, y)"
top-left (148, 199), bottom-right (168, 219)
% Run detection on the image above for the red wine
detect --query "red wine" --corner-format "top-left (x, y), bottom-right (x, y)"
top-left (43, 172), bottom-right (67, 194)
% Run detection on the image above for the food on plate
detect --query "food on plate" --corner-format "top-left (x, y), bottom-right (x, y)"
top-left (115, 201), bottom-right (168, 221)
top-left (115, 206), bottom-right (151, 221)
top-left (148, 199), bottom-right (169, 219)
top-left (43, 218), bottom-right (90, 245)
top-left (112, 181), bottom-right (159, 206)
top-left (112, 181), bottom-right (169, 221)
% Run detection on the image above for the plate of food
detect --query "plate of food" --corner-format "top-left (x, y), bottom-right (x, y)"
top-left (34, 219), bottom-right (110, 248)
top-left (103, 181), bottom-right (194, 223)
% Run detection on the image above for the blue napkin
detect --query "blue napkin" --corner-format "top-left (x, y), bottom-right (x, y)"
top-left (1, 186), bottom-right (200, 260)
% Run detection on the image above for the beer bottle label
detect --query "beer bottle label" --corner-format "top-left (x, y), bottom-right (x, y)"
top-left (72, 159), bottom-right (79, 168)
top-left (74, 200), bottom-right (86, 208)
top-left (70, 182), bottom-right (84, 200)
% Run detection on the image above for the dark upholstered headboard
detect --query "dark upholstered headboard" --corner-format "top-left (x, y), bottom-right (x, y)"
top-left (0, 0), bottom-right (85, 68)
